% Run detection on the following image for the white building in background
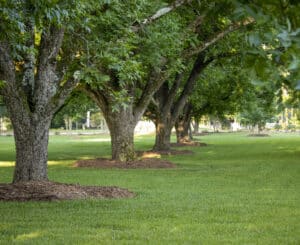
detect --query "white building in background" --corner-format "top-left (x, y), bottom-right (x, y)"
top-left (230, 121), bottom-right (242, 131)
top-left (135, 120), bottom-right (155, 135)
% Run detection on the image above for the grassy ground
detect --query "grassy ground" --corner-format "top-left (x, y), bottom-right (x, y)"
top-left (0, 132), bottom-right (299, 244)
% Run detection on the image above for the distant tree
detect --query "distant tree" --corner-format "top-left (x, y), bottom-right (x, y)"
top-left (239, 83), bottom-right (277, 132)
top-left (175, 59), bottom-right (253, 142)
top-left (51, 92), bottom-right (96, 130)
top-left (146, 3), bottom-right (255, 151)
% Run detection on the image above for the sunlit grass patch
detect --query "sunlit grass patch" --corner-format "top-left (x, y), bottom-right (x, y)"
top-left (14, 231), bottom-right (42, 241)
top-left (0, 161), bottom-right (14, 167)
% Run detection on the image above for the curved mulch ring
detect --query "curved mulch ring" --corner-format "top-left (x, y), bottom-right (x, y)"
top-left (170, 141), bottom-right (208, 147)
top-left (74, 157), bottom-right (176, 169)
top-left (0, 181), bottom-right (134, 202)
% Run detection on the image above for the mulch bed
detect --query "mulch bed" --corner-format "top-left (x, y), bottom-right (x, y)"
top-left (74, 157), bottom-right (177, 169)
top-left (137, 150), bottom-right (194, 157)
top-left (0, 181), bottom-right (134, 202)
top-left (170, 141), bottom-right (208, 147)
top-left (247, 133), bottom-right (270, 137)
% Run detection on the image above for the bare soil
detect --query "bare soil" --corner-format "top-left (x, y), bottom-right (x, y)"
top-left (74, 157), bottom-right (177, 169)
top-left (0, 181), bottom-right (134, 202)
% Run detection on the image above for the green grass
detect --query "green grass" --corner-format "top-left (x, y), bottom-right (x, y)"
top-left (0, 132), bottom-right (299, 244)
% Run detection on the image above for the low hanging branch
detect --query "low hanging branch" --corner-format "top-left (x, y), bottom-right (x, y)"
top-left (132, 0), bottom-right (193, 31)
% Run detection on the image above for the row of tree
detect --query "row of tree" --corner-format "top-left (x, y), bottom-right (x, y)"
top-left (0, 0), bottom-right (299, 183)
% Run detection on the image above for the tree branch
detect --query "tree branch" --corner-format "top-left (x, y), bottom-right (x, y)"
top-left (81, 84), bottom-right (110, 115)
top-left (184, 18), bottom-right (255, 58)
top-left (134, 64), bottom-right (169, 121)
top-left (132, 0), bottom-right (192, 31)
top-left (0, 42), bottom-right (15, 90)
top-left (162, 73), bottom-right (184, 115)
top-left (48, 77), bottom-right (78, 114)
top-left (33, 26), bottom-right (65, 113)
top-left (171, 52), bottom-right (213, 123)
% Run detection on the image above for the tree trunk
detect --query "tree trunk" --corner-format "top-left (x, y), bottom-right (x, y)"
top-left (12, 116), bottom-right (52, 182)
top-left (0, 23), bottom-right (77, 184)
top-left (104, 106), bottom-right (137, 161)
top-left (150, 52), bottom-right (212, 151)
top-left (175, 118), bottom-right (191, 143)
top-left (152, 115), bottom-right (173, 151)
top-left (175, 103), bottom-right (192, 143)
top-left (83, 67), bottom-right (166, 161)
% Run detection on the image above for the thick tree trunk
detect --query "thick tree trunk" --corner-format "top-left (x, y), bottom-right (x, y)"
top-left (0, 20), bottom-right (78, 184)
top-left (175, 103), bottom-right (192, 143)
top-left (175, 118), bottom-right (191, 143)
top-left (12, 117), bottom-right (52, 182)
top-left (104, 106), bottom-right (137, 161)
top-left (153, 115), bottom-right (173, 151)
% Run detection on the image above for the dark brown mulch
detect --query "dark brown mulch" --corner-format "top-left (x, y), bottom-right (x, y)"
top-left (194, 132), bottom-right (210, 136)
top-left (0, 181), bottom-right (135, 202)
top-left (247, 133), bottom-right (270, 137)
top-left (170, 141), bottom-right (208, 147)
top-left (74, 157), bottom-right (176, 169)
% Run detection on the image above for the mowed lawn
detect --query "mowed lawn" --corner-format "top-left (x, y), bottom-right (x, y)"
top-left (0, 132), bottom-right (299, 244)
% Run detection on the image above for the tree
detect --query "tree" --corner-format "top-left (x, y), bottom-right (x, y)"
top-left (79, 0), bottom-right (192, 161)
top-left (145, 3), bottom-right (255, 151)
top-left (0, 1), bottom-right (87, 182)
top-left (239, 85), bottom-right (276, 132)
top-left (174, 55), bottom-right (254, 142)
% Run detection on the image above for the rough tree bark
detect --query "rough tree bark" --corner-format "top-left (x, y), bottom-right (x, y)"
top-left (0, 25), bottom-right (76, 183)
top-left (103, 104), bottom-right (137, 161)
top-left (175, 103), bottom-right (193, 143)
top-left (149, 74), bottom-right (182, 151)
top-left (11, 114), bottom-right (52, 182)
top-left (153, 112), bottom-right (173, 151)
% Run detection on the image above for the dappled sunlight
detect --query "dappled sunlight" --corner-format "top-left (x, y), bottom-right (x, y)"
top-left (141, 152), bottom-right (161, 159)
top-left (14, 231), bottom-right (42, 241)
top-left (77, 155), bottom-right (110, 160)
top-left (0, 161), bottom-right (14, 167)
top-left (48, 160), bottom-right (72, 166)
